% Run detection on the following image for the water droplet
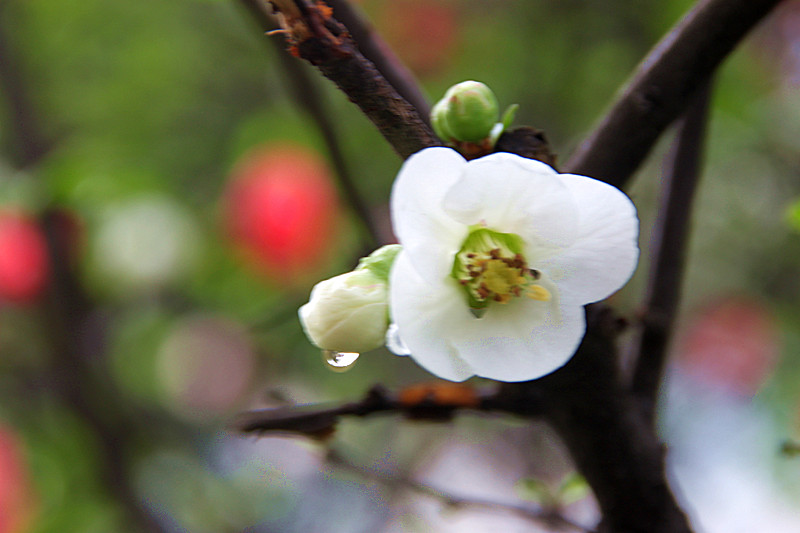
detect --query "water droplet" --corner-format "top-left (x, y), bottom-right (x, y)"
top-left (322, 350), bottom-right (360, 372)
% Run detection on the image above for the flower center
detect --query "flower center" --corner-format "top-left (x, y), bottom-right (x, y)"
top-left (452, 227), bottom-right (551, 317)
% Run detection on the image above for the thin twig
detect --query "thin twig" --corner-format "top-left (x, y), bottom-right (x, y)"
top-left (260, 0), bottom-right (441, 159)
top-left (326, 448), bottom-right (594, 533)
top-left (324, 0), bottom-right (431, 122)
top-left (630, 81), bottom-right (714, 421)
top-left (269, 40), bottom-right (383, 245)
top-left (233, 383), bottom-right (544, 436)
top-left (564, 0), bottom-right (781, 188)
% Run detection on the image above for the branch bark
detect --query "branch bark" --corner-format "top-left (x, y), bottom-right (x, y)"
top-left (265, 0), bottom-right (440, 159)
top-left (323, 0), bottom-right (431, 122)
top-left (564, 0), bottom-right (781, 188)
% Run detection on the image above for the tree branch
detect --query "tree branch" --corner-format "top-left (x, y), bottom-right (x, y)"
top-left (564, 0), bottom-right (781, 188)
top-left (262, 0), bottom-right (441, 159)
top-left (630, 81), bottom-right (713, 422)
top-left (323, 0), bottom-right (431, 122)
top-left (0, 2), bottom-right (52, 167)
top-left (233, 383), bottom-right (545, 436)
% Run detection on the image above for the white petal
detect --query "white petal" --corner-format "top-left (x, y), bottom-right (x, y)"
top-left (391, 148), bottom-right (469, 280)
top-left (539, 173), bottom-right (639, 305)
top-left (442, 152), bottom-right (579, 256)
top-left (453, 298), bottom-right (586, 382)
top-left (389, 252), bottom-right (474, 381)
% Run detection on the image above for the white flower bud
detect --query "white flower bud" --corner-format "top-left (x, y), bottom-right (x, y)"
top-left (298, 269), bottom-right (389, 353)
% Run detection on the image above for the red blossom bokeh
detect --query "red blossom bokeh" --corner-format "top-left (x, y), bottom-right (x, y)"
top-left (224, 144), bottom-right (340, 283)
top-left (0, 210), bottom-right (49, 304)
top-left (677, 297), bottom-right (780, 395)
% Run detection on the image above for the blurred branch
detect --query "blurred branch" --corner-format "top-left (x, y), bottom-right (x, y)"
top-left (233, 382), bottom-right (545, 436)
top-left (326, 447), bottom-right (593, 533)
top-left (251, 0), bottom-right (441, 159)
top-left (630, 81), bottom-right (713, 422)
top-left (0, 3), bottom-right (52, 166)
top-left (564, 0), bottom-right (781, 188)
top-left (0, 10), bottom-right (166, 532)
top-left (324, 0), bottom-right (431, 122)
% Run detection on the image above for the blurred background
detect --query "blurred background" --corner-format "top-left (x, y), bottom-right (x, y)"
top-left (2, 0), bottom-right (800, 531)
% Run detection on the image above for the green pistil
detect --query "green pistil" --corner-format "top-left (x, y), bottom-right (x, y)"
top-left (451, 227), bottom-right (549, 316)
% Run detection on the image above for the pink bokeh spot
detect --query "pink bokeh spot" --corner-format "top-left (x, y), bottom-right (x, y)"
top-left (224, 144), bottom-right (339, 282)
top-left (677, 297), bottom-right (780, 395)
top-left (0, 211), bottom-right (49, 304)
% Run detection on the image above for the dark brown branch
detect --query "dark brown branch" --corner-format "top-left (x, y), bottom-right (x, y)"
top-left (564, 0), bottom-right (782, 188)
top-left (264, 0), bottom-right (441, 159)
top-left (630, 81), bottom-right (713, 422)
top-left (324, 0), bottom-right (431, 122)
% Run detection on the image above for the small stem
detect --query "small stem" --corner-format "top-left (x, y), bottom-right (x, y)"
top-left (272, 41), bottom-right (383, 246)
top-left (630, 81), bottom-right (713, 421)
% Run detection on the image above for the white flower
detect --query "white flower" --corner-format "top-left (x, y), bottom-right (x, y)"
top-left (299, 268), bottom-right (389, 353)
top-left (389, 147), bottom-right (639, 382)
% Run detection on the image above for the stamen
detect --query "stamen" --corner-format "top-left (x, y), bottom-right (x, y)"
top-left (527, 285), bottom-right (551, 301)
top-left (452, 227), bottom-right (552, 314)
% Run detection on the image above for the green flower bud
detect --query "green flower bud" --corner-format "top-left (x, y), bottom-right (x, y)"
top-left (431, 81), bottom-right (499, 143)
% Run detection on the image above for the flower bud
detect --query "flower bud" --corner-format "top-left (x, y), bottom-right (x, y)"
top-left (431, 81), bottom-right (499, 143)
top-left (299, 245), bottom-right (402, 353)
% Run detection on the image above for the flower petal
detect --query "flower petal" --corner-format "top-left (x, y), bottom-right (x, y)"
top-left (442, 153), bottom-right (579, 256)
top-left (453, 298), bottom-right (586, 382)
top-left (391, 147), bottom-right (468, 280)
top-left (539, 173), bottom-right (639, 305)
top-left (389, 252), bottom-right (474, 381)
